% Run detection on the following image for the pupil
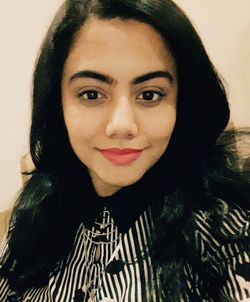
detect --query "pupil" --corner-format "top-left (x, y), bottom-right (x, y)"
top-left (143, 91), bottom-right (154, 100)
top-left (88, 91), bottom-right (98, 99)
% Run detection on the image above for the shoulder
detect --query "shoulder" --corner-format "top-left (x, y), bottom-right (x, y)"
top-left (195, 204), bottom-right (249, 238)
top-left (186, 206), bottom-right (250, 300)
top-left (0, 208), bottom-right (12, 244)
top-left (193, 203), bottom-right (249, 262)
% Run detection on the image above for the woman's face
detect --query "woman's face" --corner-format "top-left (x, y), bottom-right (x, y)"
top-left (62, 17), bottom-right (178, 196)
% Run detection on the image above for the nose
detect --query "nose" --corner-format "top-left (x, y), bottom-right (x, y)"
top-left (105, 96), bottom-right (138, 139)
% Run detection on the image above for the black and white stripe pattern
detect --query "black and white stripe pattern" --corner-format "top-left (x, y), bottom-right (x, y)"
top-left (182, 207), bottom-right (250, 301)
top-left (0, 206), bottom-right (249, 301)
top-left (0, 207), bottom-right (159, 302)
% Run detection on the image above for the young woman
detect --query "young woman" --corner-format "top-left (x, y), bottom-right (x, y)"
top-left (0, 0), bottom-right (249, 301)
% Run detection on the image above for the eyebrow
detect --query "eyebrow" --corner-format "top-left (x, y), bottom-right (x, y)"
top-left (69, 70), bottom-right (174, 85)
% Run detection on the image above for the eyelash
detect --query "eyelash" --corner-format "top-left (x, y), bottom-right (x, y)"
top-left (137, 90), bottom-right (166, 105)
top-left (77, 89), bottom-right (166, 106)
top-left (78, 90), bottom-right (105, 104)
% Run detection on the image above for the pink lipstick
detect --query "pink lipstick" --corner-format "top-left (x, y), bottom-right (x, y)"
top-left (99, 148), bottom-right (143, 165)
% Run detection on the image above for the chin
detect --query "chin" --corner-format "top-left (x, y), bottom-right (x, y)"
top-left (104, 172), bottom-right (144, 188)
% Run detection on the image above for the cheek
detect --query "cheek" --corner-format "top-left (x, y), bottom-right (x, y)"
top-left (142, 108), bottom-right (176, 163)
top-left (144, 107), bottom-right (176, 143)
top-left (63, 107), bottom-right (101, 147)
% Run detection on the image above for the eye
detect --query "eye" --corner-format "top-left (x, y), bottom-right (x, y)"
top-left (78, 89), bottom-right (105, 101)
top-left (137, 90), bottom-right (166, 105)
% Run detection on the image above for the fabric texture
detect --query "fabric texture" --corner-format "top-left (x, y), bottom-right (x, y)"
top-left (0, 201), bottom-right (249, 301)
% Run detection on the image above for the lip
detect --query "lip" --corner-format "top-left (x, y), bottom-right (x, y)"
top-left (98, 148), bottom-right (144, 165)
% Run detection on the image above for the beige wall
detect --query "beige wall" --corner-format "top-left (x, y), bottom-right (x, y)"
top-left (175, 0), bottom-right (250, 127)
top-left (0, 1), bottom-right (250, 211)
top-left (0, 1), bottom-right (62, 210)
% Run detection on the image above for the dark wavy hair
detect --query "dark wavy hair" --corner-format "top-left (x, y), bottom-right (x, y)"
top-left (1, 0), bottom-right (249, 300)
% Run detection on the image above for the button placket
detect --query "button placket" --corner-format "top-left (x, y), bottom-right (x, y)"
top-left (74, 208), bottom-right (122, 302)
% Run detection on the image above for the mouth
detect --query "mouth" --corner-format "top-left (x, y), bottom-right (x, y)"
top-left (98, 148), bottom-right (144, 165)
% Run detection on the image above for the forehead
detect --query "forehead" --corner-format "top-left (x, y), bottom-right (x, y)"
top-left (63, 17), bottom-right (177, 78)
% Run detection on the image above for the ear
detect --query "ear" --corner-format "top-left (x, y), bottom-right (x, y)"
top-left (20, 153), bottom-right (35, 185)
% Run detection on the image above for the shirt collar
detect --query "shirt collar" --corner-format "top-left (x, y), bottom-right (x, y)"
top-left (76, 159), bottom-right (167, 233)
top-left (80, 172), bottom-right (155, 233)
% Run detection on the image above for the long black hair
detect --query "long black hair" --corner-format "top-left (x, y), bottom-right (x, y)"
top-left (1, 0), bottom-right (249, 300)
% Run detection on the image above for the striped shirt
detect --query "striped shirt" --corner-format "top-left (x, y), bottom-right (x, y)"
top-left (0, 205), bottom-right (249, 301)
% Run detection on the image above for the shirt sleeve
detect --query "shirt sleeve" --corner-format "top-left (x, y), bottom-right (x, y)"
top-left (189, 207), bottom-right (250, 301)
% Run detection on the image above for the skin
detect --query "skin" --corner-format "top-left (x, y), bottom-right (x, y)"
top-left (62, 17), bottom-right (178, 197)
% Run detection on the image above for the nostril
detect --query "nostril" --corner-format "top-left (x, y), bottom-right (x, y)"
top-left (105, 118), bottom-right (138, 138)
top-left (105, 102), bottom-right (138, 137)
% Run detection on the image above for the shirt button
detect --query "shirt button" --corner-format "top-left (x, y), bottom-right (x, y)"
top-left (7, 293), bottom-right (22, 302)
